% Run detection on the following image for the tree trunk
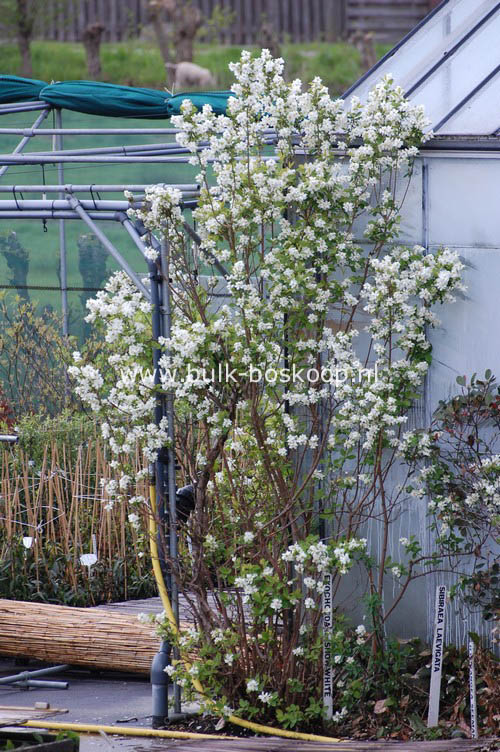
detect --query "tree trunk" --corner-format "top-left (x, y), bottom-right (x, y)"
top-left (148, 1), bottom-right (171, 64)
top-left (16, 0), bottom-right (33, 77)
top-left (82, 23), bottom-right (105, 78)
top-left (172, 3), bottom-right (201, 63)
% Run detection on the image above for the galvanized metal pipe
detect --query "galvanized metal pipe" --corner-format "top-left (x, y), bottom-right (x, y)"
top-left (12, 679), bottom-right (69, 689)
top-left (0, 664), bottom-right (69, 684)
top-left (0, 127), bottom-right (182, 135)
top-left (120, 216), bottom-right (152, 262)
top-left (23, 142), bottom-right (199, 158)
top-left (67, 196), bottom-right (150, 301)
top-left (0, 154), bottom-right (201, 164)
top-left (0, 108), bottom-right (51, 179)
top-left (160, 238), bottom-right (181, 714)
top-left (0, 102), bottom-right (49, 114)
top-left (0, 154), bottom-right (279, 165)
top-left (0, 211), bottom-right (120, 219)
top-left (0, 183), bottom-right (199, 193)
top-left (0, 199), bottom-right (145, 210)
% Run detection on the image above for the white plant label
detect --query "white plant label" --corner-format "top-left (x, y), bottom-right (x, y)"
top-left (427, 584), bottom-right (446, 727)
top-left (80, 553), bottom-right (97, 568)
top-left (468, 640), bottom-right (478, 739)
top-left (322, 573), bottom-right (333, 719)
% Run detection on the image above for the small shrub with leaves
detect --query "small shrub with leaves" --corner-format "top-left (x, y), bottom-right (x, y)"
top-left (405, 371), bottom-right (500, 623)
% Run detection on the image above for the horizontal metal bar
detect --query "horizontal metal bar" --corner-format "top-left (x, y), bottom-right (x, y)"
top-left (0, 154), bottom-right (202, 164)
top-left (0, 203), bottom-right (197, 219)
top-left (25, 141), bottom-right (198, 158)
top-left (0, 183), bottom-right (199, 193)
top-left (0, 127), bottom-right (276, 136)
top-left (0, 127), bottom-right (182, 135)
top-left (0, 210), bottom-right (120, 219)
top-left (0, 107), bottom-right (51, 179)
top-left (0, 102), bottom-right (49, 114)
top-left (0, 199), bottom-right (144, 210)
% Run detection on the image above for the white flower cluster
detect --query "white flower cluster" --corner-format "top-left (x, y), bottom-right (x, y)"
top-left (69, 50), bottom-right (465, 604)
top-left (282, 537), bottom-right (366, 576)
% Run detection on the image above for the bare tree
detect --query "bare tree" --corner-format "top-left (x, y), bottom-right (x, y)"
top-left (148, 0), bottom-right (171, 65)
top-left (350, 30), bottom-right (377, 72)
top-left (171, 0), bottom-right (201, 63)
top-left (15, 0), bottom-right (33, 76)
top-left (0, 0), bottom-right (69, 78)
top-left (82, 22), bottom-right (105, 78)
top-left (147, 0), bottom-right (202, 64)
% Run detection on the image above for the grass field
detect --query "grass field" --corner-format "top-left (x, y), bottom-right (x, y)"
top-left (0, 39), bottom-right (390, 94)
top-left (0, 39), bottom-right (389, 336)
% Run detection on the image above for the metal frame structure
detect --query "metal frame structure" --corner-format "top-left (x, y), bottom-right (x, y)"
top-left (0, 101), bottom-right (205, 725)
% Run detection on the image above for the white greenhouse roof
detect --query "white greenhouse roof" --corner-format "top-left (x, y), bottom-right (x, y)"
top-left (344, 0), bottom-right (500, 136)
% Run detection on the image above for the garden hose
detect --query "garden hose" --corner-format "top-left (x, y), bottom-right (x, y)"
top-left (22, 720), bottom-right (232, 740)
top-left (148, 480), bottom-right (341, 743)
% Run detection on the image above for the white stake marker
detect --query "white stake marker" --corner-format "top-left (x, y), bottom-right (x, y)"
top-left (427, 584), bottom-right (447, 727)
top-left (468, 639), bottom-right (478, 739)
top-left (322, 574), bottom-right (333, 720)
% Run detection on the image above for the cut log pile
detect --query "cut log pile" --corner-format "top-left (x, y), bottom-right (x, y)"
top-left (0, 599), bottom-right (185, 674)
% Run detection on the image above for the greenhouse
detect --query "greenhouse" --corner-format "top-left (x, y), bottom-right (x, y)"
top-left (344, 0), bottom-right (500, 646)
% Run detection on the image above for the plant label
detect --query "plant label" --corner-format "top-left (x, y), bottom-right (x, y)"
top-left (427, 584), bottom-right (446, 727)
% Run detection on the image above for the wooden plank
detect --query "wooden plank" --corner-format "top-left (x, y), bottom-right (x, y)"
top-left (348, 8), bottom-right (428, 18)
top-left (348, 0), bottom-right (427, 5)
top-left (145, 738), bottom-right (494, 752)
top-left (0, 706), bottom-right (68, 729)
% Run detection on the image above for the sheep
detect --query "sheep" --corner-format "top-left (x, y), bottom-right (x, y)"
top-left (166, 61), bottom-right (216, 91)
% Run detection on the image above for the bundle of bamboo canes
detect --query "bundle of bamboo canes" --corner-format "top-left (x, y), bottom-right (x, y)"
top-left (0, 599), bottom-right (176, 674)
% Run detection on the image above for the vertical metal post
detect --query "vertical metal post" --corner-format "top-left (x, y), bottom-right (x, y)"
top-left (149, 259), bottom-right (170, 728)
top-left (160, 237), bottom-right (181, 715)
top-left (55, 108), bottom-right (69, 337)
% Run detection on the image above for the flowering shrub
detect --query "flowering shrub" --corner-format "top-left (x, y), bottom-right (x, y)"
top-left (70, 51), bottom-right (466, 729)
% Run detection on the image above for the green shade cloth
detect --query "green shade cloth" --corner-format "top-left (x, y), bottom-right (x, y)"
top-left (39, 80), bottom-right (172, 118)
top-left (166, 90), bottom-right (235, 116)
top-left (0, 75), bottom-right (47, 104)
top-left (0, 76), bottom-right (235, 118)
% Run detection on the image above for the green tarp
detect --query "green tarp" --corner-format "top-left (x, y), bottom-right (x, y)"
top-left (39, 80), bottom-right (172, 118)
top-left (0, 75), bottom-right (235, 118)
top-left (165, 90), bottom-right (235, 116)
top-left (0, 75), bottom-right (47, 104)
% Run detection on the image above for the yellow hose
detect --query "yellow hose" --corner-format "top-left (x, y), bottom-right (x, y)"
top-left (148, 481), bottom-right (341, 743)
top-left (22, 720), bottom-right (231, 740)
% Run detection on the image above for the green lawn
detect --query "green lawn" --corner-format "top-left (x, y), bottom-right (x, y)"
top-left (0, 39), bottom-right (390, 95)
